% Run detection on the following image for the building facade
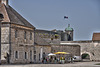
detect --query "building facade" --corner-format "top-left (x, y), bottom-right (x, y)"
top-left (0, 0), bottom-right (35, 63)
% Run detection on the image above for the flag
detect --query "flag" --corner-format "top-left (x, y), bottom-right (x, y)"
top-left (64, 16), bottom-right (68, 19)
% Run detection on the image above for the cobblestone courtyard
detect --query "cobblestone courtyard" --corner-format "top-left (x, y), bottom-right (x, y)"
top-left (0, 62), bottom-right (100, 67)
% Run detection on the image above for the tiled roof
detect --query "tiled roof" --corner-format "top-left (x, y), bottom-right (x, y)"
top-left (92, 33), bottom-right (100, 41)
top-left (35, 29), bottom-right (58, 34)
top-left (0, 4), bottom-right (35, 29)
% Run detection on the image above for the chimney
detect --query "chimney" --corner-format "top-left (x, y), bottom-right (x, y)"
top-left (0, 0), bottom-right (8, 6)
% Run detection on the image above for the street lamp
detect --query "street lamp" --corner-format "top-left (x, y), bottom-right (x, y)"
top-left (0, 13), bottom-right (4, 65)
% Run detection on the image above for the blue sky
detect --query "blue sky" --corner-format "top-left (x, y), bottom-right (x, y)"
top-left (9, 0), bottom-right (100, 41)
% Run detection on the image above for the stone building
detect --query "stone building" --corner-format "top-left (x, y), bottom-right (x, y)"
top-left (0, 0), bottom-right (35, 63)
top-left (35, 29), bottom-right (61, 44)
top-left (92, 33), bottom-right (100, 41)
top-left (64, 24), bottom-right (73, 41)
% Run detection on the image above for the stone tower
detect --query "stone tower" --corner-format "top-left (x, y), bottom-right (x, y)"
top-left (60, 24), bottom-right (73, 41)
top-left (65, 24), bottom-right (73, 41)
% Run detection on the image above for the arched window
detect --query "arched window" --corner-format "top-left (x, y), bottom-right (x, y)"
top-left (25, 52), bottom-right (27, 59)
top-left (68, 34), bottom-right (71, 41)
top-left (15, 51), bottom-right (18, 59)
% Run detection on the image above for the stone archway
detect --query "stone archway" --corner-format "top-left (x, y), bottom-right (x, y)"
top-left (81, 52), bottom-right (91, 61)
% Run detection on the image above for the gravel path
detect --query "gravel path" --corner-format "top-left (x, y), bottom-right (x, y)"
top-left (0, 62), bottom-right (100, 67)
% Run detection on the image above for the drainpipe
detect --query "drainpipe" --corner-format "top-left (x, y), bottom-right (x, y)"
top-left (9, 23), bottom-right (11, 64)
top-left (0, 20), bottom-right (2, 65)
top-left (0, 13), bottom-right (4, 64)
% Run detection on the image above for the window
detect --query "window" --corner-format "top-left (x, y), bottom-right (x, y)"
top-left (34, 51), bottom-right (36, 54)
top-left (30, 32), bottom-right (32, 40)
top-left (24, 31), bottom-right (26, 39)
top-left (43, 52), bottom-right (45, 60)
top-left (15, 30), bottom-right (17, 38)
top-left (39, 53), bottom-right (40, 61)
top-left (30, 50), bottom-right (32, 60)
top-left (34, 55), bottom-right (36, 61)
top-left (92, 52), bottom-right (95, 56)
top-left (25, 52), bottom-right (27, 59)
top-left (0, 13), bottom-right (4, 21)
top-left (67, 34), bottom-right (71, 41)
top-left (15, 51), bottom-right (18, 59)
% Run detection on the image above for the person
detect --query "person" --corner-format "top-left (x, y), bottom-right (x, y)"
top-left (43, 57), bottom-right (46, 64)
top-left (62, 57), bottom-right (64, 64)
top-left (44, 58), bottom-right (46, 64)
top-left (57, 58), bottom-right (59, 63)
top-left (71, 57), bottom-right (73, 63)
top-left (60, 57), bottom-right (62, 63)
top-left (46, 57), bottom-right (49, 63)
top-left (54, 57), bottom-right (57, 64)
top-left (53, 57), bottom-right (54, 63)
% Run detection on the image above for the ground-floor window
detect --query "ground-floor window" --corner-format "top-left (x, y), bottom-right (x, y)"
top-left (25, 52), bottom-right (27, 59)
top-left (39, 53), bottom-right (40, 61)
top-left (30, 50), bottom-right (32, 60)
top-left (34, 55), bottom-right (36, 61)
top-left (34, 51), bottom-right (36, 54)
top-left (15, 51), bottom-right (18, 59)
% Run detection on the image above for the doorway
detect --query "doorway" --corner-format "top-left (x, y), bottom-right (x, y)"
top-left (82, 53), bottom-right (90, 61)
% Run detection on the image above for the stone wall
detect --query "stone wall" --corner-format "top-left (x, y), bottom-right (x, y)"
top-left (61, 41), bottom-right (100, 61)
top-left (51, 45), bottom-right (80, 56)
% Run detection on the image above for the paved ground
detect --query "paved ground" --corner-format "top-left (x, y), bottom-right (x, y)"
top-left (0, 62), bottom-right (100, 67)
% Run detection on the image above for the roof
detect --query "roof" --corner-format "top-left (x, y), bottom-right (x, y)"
top-left (35, 29), bottom-right (58, 34)
top-left (92, 33), bottom-right (100, 41)
top-left (0, 4), bottom-right (35, 29)
top-left (34, 34), bottom-right (50, 46)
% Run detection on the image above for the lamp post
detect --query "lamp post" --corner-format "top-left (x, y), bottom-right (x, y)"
top-left (0, 13), bottom-right (4, 65)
